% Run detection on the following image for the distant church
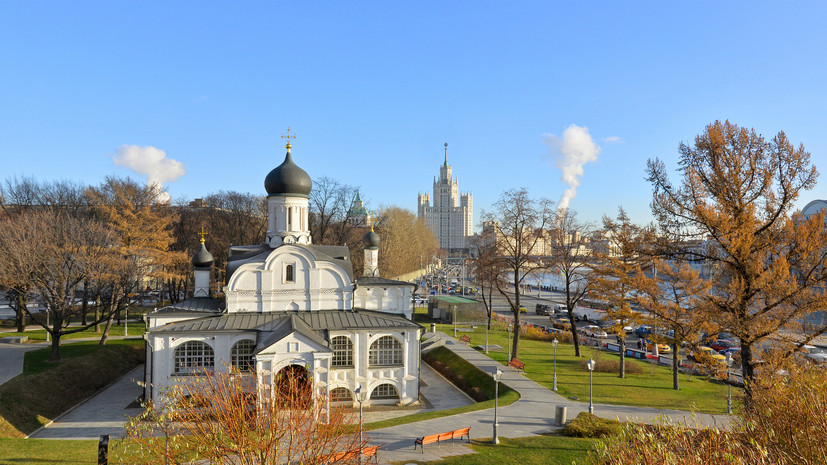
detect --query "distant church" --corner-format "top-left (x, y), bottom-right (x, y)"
top-left (144, 136), bottom-right (421, 407)
top-left (417, 143), bottom-right (473, 253)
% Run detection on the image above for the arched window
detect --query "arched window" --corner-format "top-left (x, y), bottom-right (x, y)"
top-left (330, 387), bottom-right (352, 402)
top-left (231, 339), bottom-right (256, 372)
top-left (331, 336), bottom-right (353, 367)
top-left (370, 383), bottom-right (399, 400)
top-left (369, 336), bottom-right (403, 366)
top-left (174, 341), bottom-right (214, 375)
top-left (285, 264), bottom-right (294, 283)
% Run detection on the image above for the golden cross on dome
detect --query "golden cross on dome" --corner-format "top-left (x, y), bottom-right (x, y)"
top-left (281, 127), bottom-right (296, 151)
top-left (197, 227), bottom-right (208, 244)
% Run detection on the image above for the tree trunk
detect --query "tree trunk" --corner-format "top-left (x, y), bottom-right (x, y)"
top-left (81, 281), bottom-right (89, 325)
top-left (740, 341), bottom-right (755, 409)
top-left (619, 337), bottom-right (626, 378)
top-left (15, 292), bottom-right (26, 333)
top-left (671, 342), bottom-right (679, 390)
top-left (94, 294), bottom-right (101, 332)
top-left (568, 309), bottom-right (581, 357)
top-left (99, 312), bottom-right (114, 345)
top-left (512, 278), bottom-right (521, 360)
top-left (49, 316), bottom-right (63, 361)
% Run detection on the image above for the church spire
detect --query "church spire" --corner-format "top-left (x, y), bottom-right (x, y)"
top-left (443, 142), bottom-right (448, 166)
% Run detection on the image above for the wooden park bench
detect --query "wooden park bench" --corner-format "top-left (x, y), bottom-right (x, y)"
top-left (508, 357), bottom-right (525, 372)
top-left (460, 334), bottom-right (472, 345)
top-left (320, 444), bottom-right (379, 464)
top-left (414, 426), bottom-right (471, 452)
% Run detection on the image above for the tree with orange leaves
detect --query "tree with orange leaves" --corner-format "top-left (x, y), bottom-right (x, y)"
top-left (647, 120), bottom-right (827, 402)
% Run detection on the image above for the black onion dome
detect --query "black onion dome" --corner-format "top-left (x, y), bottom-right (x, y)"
top-left (362, 230), bottom-right (381, 249)
top-left (264, 151), bottom-right (312, 196)
top-left (192, 242), bottom-right (214, 268)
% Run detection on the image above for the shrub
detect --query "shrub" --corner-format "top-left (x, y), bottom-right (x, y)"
top-left (580, 349), bottom-right (643, 374)
top-left (563, 412), bottom-right (622, 438)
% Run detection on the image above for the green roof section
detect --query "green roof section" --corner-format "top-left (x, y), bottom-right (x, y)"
top-left (432, 295), bottom-right (477, 304)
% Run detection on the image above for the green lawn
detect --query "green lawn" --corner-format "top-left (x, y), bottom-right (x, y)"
top-left (0, 339), bottom-right (145, 438)
top-left (2, 322), bottom-right (145, 342)
top-left (397, 433), bottom-right (597, 465)
top-left (437, 323), bottom-right (741, 414)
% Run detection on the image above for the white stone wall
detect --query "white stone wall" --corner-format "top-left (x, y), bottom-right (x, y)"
top-left (267, 195), bottom-right (311, 247)
top-left (225, 245), bottom-right (353, 313)
top-left (353, 286), bottom-right (413, 319)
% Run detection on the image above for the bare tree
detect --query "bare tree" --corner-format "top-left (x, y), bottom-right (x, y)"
top-left (549, 208), bottom-right (594, 357)
top-left (470, 234), bottom-right (503, 330)
top-left (481, 188), bottom-right (556, 360)
top-left (373, 207), bottom-right (438, 279)
top-left (647, 120), bottom-right (827, 402)
top-left (0, 211), bottom-right (115, 360)
top-left (309, 177), bottom-right (360, 245)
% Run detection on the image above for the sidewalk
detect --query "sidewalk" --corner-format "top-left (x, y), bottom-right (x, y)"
top-left (29, 365), bottom-right (145, 440)
top-left (371, 332), bottom-right (731, 464)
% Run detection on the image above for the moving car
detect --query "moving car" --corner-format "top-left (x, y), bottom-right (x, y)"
top-left (583, 325), bottom-right (608, 338)
top-left (519, 306), bottom-right (527, 313)
top-left (535, 304), bottom-right (550, 315)
top-left (639, 338), bottom-right (671, 354)
top-left (709, 339), bottom-right (738, 352)
top-left (552, 317), bottom-right (572, 331)
top-left (634, 325), bottom-right (654, 338)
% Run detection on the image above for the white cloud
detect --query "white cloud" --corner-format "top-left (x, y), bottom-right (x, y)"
top-left (543, 125), bottom-right (601, 211)
top-left (603, 136), bottom-right (622, 143)
top-left (111, 145), bottom-right (186, 203)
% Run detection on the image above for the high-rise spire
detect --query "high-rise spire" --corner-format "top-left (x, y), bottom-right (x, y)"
top-left (443, 142), bottom-right (448, 166)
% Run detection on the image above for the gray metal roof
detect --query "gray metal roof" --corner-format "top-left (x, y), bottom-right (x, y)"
top-left (150, 309), bottom-right (420, 335)
top-left (150, 297), bottom-right (224, 315)
top-left (356, 276), bottom-right (415, 287)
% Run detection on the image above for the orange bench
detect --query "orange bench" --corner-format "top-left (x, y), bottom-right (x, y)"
top-left (414, 426), bottom-right (471, 452)
top-left (320, 445), bottom-right (379, 464)
top-left (460, 334), bottom-right (472, 345)
top-left (508, 357), bottom-right (525, 372)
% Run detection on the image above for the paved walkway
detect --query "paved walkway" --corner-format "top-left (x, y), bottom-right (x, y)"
top-left (371, 332), bottom-right (731, 464)
top-left (29, 366), bottom-right (145, 440)
top-left (0, 341), bottom-right (47, 385)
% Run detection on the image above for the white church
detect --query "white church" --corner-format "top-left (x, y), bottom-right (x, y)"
top-left (143, 139), bottom-right (421, 406)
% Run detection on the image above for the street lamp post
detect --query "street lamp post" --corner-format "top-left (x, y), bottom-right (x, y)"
top-left (453, 306), bottom-right (457, 338)
top-left (725, 352), bottom-right (733, 414)
top-left (587, 358), bottom-right (595, 414)
top-left (124, 306), bottom-right (128, 337)
top-left (492, 367), bottom-right (502, 444)
top-left (355, 385), bottom-right (367, 464)
top-left (507, 323), bottom-right (513, 362)
top-left (552, 338), bottom-right (559, 392)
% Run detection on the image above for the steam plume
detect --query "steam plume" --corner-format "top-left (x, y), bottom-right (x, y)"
top-left (111, 145), bottom-right (186, 203)
top-left (543, 125), bottom-right (601, 211)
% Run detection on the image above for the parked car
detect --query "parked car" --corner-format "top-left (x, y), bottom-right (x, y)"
top-left (583, 325), bottom-right (608, 338)
top-left (802, 345), bottom-right (827, 365)
top-left (634, 325), bottom-right (654, 338)
top-left (519, 306), bottom-right (527, 314)
top-left (639, 338), bottom-right (671, 354)
top-left (552, 317), bottom-right (572, 331)
top-left (689, 346), bottom-right (727, 366)
top-left (709, 339), bottom-right (738, 353)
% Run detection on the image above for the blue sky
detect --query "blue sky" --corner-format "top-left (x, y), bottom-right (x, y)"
top-left (2, 1), bottom-right (827, 229)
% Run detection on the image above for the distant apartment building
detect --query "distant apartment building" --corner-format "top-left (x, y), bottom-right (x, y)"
top-left (417, 143), bottom-right (473, 253)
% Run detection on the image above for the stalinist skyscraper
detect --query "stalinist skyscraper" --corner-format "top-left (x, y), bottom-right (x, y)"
top-left (417, 143), bottom-right (473, 253)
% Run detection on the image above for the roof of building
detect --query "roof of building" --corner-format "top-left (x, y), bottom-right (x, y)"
top-left (356, 276), bottom-right (414, 288)
top-left (149, 309), bottom-right (420, 335)
top-left (253, 314), bottom-right (331, 354)
top-left (362, 230), bottom-right (380, 249)
top-left (149, 297), bottom-right (224, 315)
top-left (264, 150), bottom-right (312, 197)
top-left (191, 242), bottom-right (214, 268)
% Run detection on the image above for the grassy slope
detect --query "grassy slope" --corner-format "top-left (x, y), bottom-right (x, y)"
top-left (0, 339), bottom-right (145, 438)
top-left (439, 323), bottom-right (742, 414)
top-left (366, 345), bottom-right (520, 431)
